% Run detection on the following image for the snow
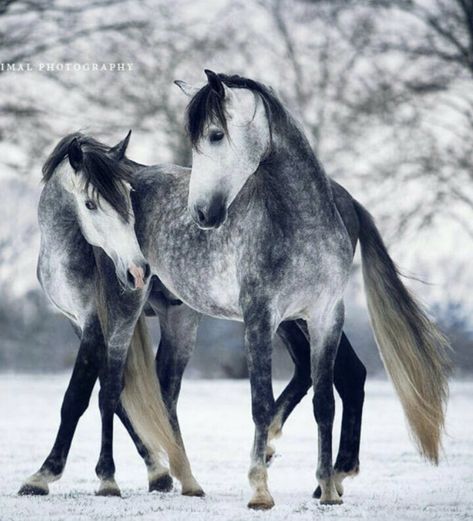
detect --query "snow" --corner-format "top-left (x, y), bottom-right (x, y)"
top-left (0, 376), bottom-right (472, 520)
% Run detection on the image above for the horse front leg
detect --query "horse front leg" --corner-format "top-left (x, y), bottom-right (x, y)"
top-left (308, 301), bottom-right (345, 505)
top-left (95, 337), bottom-right (130, 497)
top-left (242, 298), bottom-right (276, 510)
top-left (18, 314), bottom-right (104, 495)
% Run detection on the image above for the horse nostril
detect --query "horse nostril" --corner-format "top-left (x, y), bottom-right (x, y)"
top-left (126, 269), bottom-right (135, 287)
top-left (143, 262), bottom-right (151, 280)
top-left (197, 208), bottom-right (206, 224)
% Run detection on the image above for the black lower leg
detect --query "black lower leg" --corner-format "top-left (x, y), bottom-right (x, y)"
top-left (313, 331), bottom-right (365, 498)
top-left (272, 321), bottom-right (312, 432)
top-left (309, 309), bottom-right (344, 505)
top-left (333, 332), bottom-right (366, 475)
top-left (19, 317), bottom-right (104, 495)
top-left (95, 356), bottom-right (125, 496)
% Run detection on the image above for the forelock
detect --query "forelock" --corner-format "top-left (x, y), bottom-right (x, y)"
top-left (42, 133), bottom-right (134, 222)
top-left (185, 73), bottom-right (287, 147)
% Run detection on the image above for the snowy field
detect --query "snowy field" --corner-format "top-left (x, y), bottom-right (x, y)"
top-left (0, 375), bottom-right (472, 521)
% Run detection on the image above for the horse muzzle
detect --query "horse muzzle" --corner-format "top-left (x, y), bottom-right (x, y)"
top-left (126, 261), bottom-right (151, 290)
top-left (191, 195), bottom-right (227, 229)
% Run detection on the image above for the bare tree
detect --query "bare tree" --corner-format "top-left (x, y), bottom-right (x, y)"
top-left (298, 0), bottom-right (473, 238)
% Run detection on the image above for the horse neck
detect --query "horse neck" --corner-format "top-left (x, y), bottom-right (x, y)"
top-left (256, 120), bottom-right (334, 213)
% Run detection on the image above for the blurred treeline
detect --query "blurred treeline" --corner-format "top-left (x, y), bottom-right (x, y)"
top-left (0, 0), bottom-right (472, 375)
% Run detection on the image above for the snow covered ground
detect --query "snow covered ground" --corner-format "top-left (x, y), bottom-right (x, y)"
top-left (0, 375), bottom-right (472, 521)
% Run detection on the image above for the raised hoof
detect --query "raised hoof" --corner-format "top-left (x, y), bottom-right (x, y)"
top-left (149, 474), bottom-right (173, 493)
top-left (247, 494), bottom-right (275, 510)
top-left (18, 483), bottom-right (49, 496)
top-left (181, 487), bottom-right (205, 497)
top-left (320, 497), bottom-right (343, 506)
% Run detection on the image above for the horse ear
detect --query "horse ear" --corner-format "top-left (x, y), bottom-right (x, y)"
top-left (109, 130), bottom-right (132, 161)
top-left (204, 69), bottom-right (225, 98)
top-left (68, 138), bottom-right (83, 171)
top-left (174, 80), bottom-right (200, 98)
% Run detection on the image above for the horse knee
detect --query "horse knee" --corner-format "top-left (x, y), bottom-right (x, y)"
top-left (251, 396), bottom-right (274, 428)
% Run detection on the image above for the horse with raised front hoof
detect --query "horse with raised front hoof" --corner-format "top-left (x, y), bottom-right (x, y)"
top-left (174, 70), bottom-right (450, 508)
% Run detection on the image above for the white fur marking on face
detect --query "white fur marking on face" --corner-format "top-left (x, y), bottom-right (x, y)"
top-left (59, 162), bottom-right (145, 287)
top-left (188, 88), bottom-right (270, 217)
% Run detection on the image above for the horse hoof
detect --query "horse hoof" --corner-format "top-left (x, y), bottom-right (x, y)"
top-left (96, 487), bottom-right (121, 497)
top-left (182, 487), bottom-right (205, 497)
top-left (247, 499), bottom-right (275, 510)
top-left (314, 481), bottom-right (344, 499)
top-left (96, 480), bottom-right (121, 497)
top-left (320, 497), bottom-right (343, 506)
top-left (18, 483), bottom-right (49, 496)
top-left (247, 494), bottom-right (275, 510)
top-left (149, 474), bottom-right (173, 493)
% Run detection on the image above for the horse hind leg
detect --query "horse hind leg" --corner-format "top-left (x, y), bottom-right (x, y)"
top-left (308, 302), bottom-right (345, 505)
top-left (266, 321), bottom-right (312, 462)
top-left (269, 321), bottom-right (366, 499)
top-left (115, 404), bottom-right (173, 493)
top-left (155, 304), bottom-right (204, 496)
top-left (313, 331), bottom-right (366, 499)
top-left (146, 293), bottom-right (204, 496)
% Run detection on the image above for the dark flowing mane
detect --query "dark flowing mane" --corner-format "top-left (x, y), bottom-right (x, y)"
top-left (42, 132), bottom-right (133, 221)
top-left (186, 74), bottom-right (288, 146)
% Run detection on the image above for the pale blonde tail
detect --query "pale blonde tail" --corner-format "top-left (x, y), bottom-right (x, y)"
top-left (120, 314), bottom-right (180, 471)
top-left (355, 201), bottom-right (450, 464)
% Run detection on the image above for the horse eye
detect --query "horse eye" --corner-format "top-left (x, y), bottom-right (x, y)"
top-left (209, 130), bottom-right (224, 143)
top-left (85, 200), bottom-right (97, 210)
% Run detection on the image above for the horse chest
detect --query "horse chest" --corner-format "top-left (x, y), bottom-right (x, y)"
top-left (157, 249), bottom-right (242, 320)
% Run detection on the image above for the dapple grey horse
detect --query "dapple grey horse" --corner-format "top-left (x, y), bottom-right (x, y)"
top-left (173, 71), bottom-right (449, 508)
top-left (20, 132), bottom-right (366, 501)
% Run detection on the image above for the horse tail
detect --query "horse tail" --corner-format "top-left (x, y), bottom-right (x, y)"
top-left (120, 314), bottom-right (180, 471)
top-left (354, 200), bottom-right (450, 464)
